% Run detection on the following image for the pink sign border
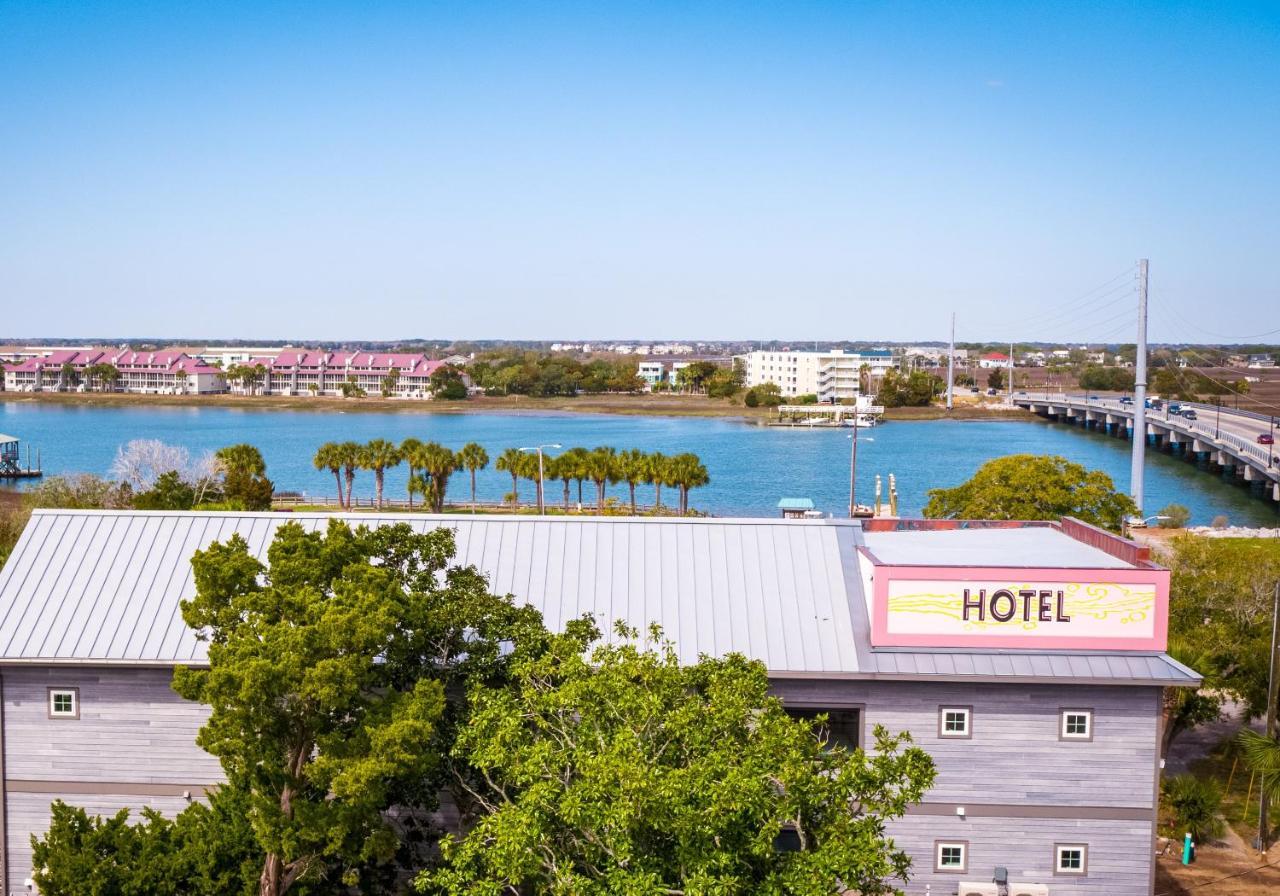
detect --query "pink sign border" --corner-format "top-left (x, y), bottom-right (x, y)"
top-left (869, 563), bottom-right (1170, 651)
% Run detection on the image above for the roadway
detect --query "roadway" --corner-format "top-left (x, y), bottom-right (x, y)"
top-left (1012, 393), bottom-right (1280, 504)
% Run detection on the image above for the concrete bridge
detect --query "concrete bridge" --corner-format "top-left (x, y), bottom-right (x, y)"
top-left (1012, 393), bottom-right (1280, 505)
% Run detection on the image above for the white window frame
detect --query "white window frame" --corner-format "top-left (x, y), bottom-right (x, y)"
top-left (934, 840), bottom-right (968, 873)
top-left (938, 706), bottom-right (972, 738)
top-left (1054, 843), bottom-right (1088, 875)
top-left (48, 688), bottom-right (79, 720)
top-left (1060, 708), bottom-right (1093, 741)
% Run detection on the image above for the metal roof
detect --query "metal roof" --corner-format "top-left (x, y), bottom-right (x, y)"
top-left (776, 498), bottom-right (815, 511)
top-left (861, 527), bottom-right (1137, 569)
top-left (0, 434), bottom-right (17, 444)
top-left (0, 511), bottom-right (1197, 686)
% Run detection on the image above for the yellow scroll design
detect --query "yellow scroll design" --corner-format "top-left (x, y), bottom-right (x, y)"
top-left (886, 582), bottom-right (1155, 633)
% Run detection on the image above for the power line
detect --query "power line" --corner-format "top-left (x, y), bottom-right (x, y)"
top-left (1162, 301), bottom-right (1280, 342)
top-left (1153, 856), bottom-right (1280, 895)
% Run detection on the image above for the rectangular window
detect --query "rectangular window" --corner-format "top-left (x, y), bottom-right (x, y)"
top-left (938, 706), bottom-right (972, 738)
top-left (934, 840), bottom-right (968, 873)
top-left (1060, 709), bottom-right (1093, 741)
top-left (1055, 843), bottom-right (1087, 875)
top-left (786, 707), bottom-right (861, 751)
top-left (48, 688), bottom-right (79, 719)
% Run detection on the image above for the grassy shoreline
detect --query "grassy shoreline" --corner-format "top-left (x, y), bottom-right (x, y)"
top-left (1, 390), bottom-right (1034, 422)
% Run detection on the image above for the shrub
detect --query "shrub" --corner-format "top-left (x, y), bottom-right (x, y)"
top-left (1158, 504), bottom-right (1191, 529)
top-left (1162, 774), bottom-right (1225, 843)
top-left (1211, 515), bottom-right (1229, 529)
top-left (743, 390), bottom-right (759, 408)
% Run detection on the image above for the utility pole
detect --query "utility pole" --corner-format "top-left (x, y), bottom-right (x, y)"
top-left (1131, 259), bottom-right (1149, 516)
top-left (1007, 341), bottom-right (1014, 406)
top-left (946, 313), bottom-right (955, 412)
top-left (1261, 581), bottom-right (1279, 852)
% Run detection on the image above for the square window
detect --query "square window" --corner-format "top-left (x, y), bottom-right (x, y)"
top-left (1055, 844), bottom-right (1087, 875)
top-left (1060, 709), bottom-right (1093, 740)
top-left (48, 688), bottom-right (78, 719)
top-left (787, 707), bottom-right (861, 751)
top-left (935, 840), bottom-right (968, 873)
top-left (939, 706), bottom-right (971, 738)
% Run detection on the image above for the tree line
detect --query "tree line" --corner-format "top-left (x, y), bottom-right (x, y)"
top-left (313, 441), bottom-right (711, 514)
top-left (31, 520), bottom-right (936, 896)
top-left (467, 351), bottom-right (645, 397)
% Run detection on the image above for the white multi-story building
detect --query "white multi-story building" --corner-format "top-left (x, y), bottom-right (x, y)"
top-left (735, 349), bottom-right (895, 402)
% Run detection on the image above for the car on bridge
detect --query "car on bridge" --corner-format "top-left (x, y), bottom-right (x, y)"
top-left (1260, 434), bottom-right (1276, 445)
top-left (1167, 403), bottom-right (1182, 414)
top-left (1119, 395), bottom-right (1133, 405)
top-left (1181, 409), bottom-right (1198, 420)
top-left (1150, 399), bottom-right (1163, 410)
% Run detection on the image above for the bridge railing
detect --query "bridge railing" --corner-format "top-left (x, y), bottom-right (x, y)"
top-left (1015, 394), bottom-right (1277, 472)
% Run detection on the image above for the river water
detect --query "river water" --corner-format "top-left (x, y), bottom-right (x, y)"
top-left (2, 402), bottom-right (1276, 525)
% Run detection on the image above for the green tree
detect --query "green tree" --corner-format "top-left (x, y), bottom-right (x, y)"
top-left (312, 443), bottom-right (346, 509)
top-left (429, 366), bottom-right (468, 400)
top-left (1165, 536), bottom-right (1280, 720)
top-left (1161, 775), bottom-right (1225, 843)
top-left (418, 623), bottom-right (935, 896)
top-left (216, 444), bottom-right (274, 511)
top-left (400, 438), bottom-right (425, 509)
top-left (922, 454), bottom-right (1137, 532)
top-left (667, 452), bottom-right (710, 515)
top-left (420, 442), bottom-right (460, 513)
top-left (458, 442), bottom-right (489, 511)
top-left (1237, 729), bottom-right (1280, 818)
top-left (1157, 503), bottom-right (1191, 529)
top-left (986, 367), bottom-right (1005, 390)
top-left (496, 447), bottom-right (524, 508)
top-left (173, 521), bottom-right (546, 896)
top-left (745, 382), bottom-right (783, 408)
top-left (614, 448), bottom-right (649, 514)
top-left (360, 439), bottom-right (403, 510)
top-left (32, 783), bottom-right (262, 896)
top-left (1161, 637), bottom-right (1222, 757)
top-left (647, 451), bottom-right (669, 508)
top-left (133, 470), bottom-right (198, 510)
top-left (583, 446), bottom-right (618, 510)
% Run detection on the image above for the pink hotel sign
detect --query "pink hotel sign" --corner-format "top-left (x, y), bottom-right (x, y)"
top-left (867, 562), bottom-right (1170, 651)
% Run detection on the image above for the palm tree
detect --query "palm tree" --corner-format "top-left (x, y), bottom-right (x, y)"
top-left (407, 472), bottom-right (434, 512)
top-left (666, 452), bottom-right (709, 515)
top-left (547, 454), bottom-right (574, 512)
top-left (312, 442), bottom-right (346, 508)
top-left (496, 447), bottom-right (524, 508)
top-left (400, 438), bottom-right (425, 508)
top-left (420, 442), bottom-right (459, 513)
top-left (337, 441), bottom-right (362, 509)
top-left (360, 439), bottom-right (403, 510)
top-left (647, 451), bottom-right (668, 508)
top-left (1237, 728), bottom-right (1280, 836)
top-left (615, 449), bottom-right (649, 515)
top-left (556, 447), bottom-right (589, 509)
top-left (458, 443), bottom-right (489, 511)
top-left (583, 446), bottom-right (618, 511)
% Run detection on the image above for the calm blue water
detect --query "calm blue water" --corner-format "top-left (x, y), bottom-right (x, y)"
top-left (2, 402), bottom-right (1277, 526)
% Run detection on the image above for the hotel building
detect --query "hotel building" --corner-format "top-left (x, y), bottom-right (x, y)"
top-left (0, 511), bottom-right (1191, 894)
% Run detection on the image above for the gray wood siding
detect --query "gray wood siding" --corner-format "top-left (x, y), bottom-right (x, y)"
top-left (888, 815), bottom-right (1152, 896)
top-left (6, 791), bottom-right (192, 895)
top-left (1, 667), bottom-right (222, 785)
top-left (775, 680), bottom-right (1161, 808)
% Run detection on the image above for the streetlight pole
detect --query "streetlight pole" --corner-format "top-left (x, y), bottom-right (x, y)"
top-left (847, 427), bottom-right (860, 519)
top-left (519, 443), bottom-right (562, 515)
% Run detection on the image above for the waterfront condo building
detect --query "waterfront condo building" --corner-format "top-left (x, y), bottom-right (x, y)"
top-left (735, 348), bottom-right (896, 401)
top-left (2, 349), bottom-right (225, 394)
top-left (225, 350), bottom-right (467, 398)
top-left (0, 510), bottom-right (1191, 894)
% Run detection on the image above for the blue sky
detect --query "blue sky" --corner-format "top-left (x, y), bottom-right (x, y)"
top-left (1, 2), bottom-right (1277, 343)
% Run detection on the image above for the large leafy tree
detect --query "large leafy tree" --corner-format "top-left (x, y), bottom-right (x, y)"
top-left (1164, 535), bottom-right (1280, 721)
top-left (419, 624), bottom-right (936, 896)
top-left (923, 454), bottom-right (1136, 531)
top-left (173, 520), bottom-right (547, 896)
top-left (32, 783), bottom-right (262, 896)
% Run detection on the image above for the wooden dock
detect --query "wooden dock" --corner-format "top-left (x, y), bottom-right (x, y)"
top-left (0, 434), bottom-right (42, 480)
